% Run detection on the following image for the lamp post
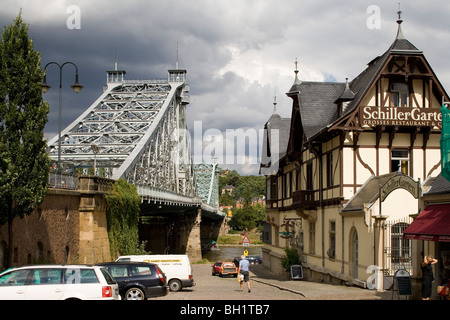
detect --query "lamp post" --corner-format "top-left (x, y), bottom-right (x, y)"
top-left (41, 62), bottom-right (83, 174)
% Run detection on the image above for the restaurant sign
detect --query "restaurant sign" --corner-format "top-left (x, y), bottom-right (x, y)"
top-left (361, 106), bottom-right (442, 127)
top-left (380, 174), bottom-right (420, 203)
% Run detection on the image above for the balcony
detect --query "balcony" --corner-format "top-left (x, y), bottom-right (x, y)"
top-left (292, 190), bottom-right (317, 210)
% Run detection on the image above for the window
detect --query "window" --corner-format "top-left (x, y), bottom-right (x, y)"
top-left (309, 221), bottom-right (316, 255)
top-left (108, 266), bottom-right (129, 278)
top-left (262, 222), bottom-right (272, 244)
top-left (0, 269), bottom-right (30, 286)
top-left (391, 149), bottom-right (409, 175)
top-left (306, 163), bottom-right (313, 190)
top-left (328, 221), bottom-right (336, 259)
top-left (131, 266), bottom-right (153, 276)
top-left (326, 153), bottom-right (333, 187)
top-left (270, 176), bottom-right (278, 200)
top-left (390, 83), bottom-right (409, 107)
top-left (64, 268), bottom-right (99, 284)
top-left (30, 269), bottom-right (63, 285)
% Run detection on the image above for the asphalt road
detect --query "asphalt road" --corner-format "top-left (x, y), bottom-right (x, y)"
top-left (152, 263), bottom-right (302, 300)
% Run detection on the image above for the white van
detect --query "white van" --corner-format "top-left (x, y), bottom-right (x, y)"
top-left (116, 255), bottom-right (195, 292)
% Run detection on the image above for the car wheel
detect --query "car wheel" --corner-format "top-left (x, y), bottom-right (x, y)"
top-left (125, 287), bottom-right (146, 300)
top-left (169, 279), bottom-right (182, 292)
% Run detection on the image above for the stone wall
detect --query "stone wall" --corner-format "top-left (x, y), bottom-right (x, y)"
top-left (0, 176), bottom-right (112, 270)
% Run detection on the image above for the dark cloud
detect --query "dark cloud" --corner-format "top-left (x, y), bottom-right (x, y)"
top-left (1, 0), bottom-right (449, 174)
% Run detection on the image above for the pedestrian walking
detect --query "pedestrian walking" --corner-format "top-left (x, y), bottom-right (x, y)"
top-left (421, 255), bottom-right (438, 300)
top-left (238, 255), bottom-right (251, 293)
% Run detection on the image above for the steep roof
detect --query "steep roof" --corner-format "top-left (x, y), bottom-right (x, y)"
top-left (423, 174), bottom-right (450, 195)
top-left (259, 104), bottom-right (291, 175)
top-left (296, 19), bottom-right (423, 142)
top-left (298, 81), bottom-right (346, 140)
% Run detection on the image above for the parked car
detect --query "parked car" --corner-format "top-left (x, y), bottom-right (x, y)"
top-left (0, 265), bottom-right (120, 300)
top-left (219, 262), bottom-right (238, 277)
top-left (211, 262), bottom-right (222, 276)
top-left (116, 254), bottom-right (194, 292)
top-left (97, 261), bottom-right (168, 300)
top-left (234, 255), bottom-right (263, 265)
top-left (247, 256), bottom-right (263, 264)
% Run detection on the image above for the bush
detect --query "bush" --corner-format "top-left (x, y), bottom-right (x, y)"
top-left (281, 247), bottom-right (301, 271)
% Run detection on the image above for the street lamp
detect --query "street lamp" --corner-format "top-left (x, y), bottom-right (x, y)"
top-left (41, 61), bottom-right (83, 174)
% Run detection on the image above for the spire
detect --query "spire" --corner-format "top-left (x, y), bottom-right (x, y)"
top-left (287, 58), bottom-right (302, 95)
top-left (337, 78), bottom-right (355, 101)
top-left (395, 3), bottom-right (405, 40)
top-left (293, 58), bottom-right (301, 86)
top-left (272, 92), bottom-right (278, 115)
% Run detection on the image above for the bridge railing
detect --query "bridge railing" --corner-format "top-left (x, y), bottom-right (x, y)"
top-left (48, 173), bottom-right (78, 190)
top-left (136, 185), bottom-right (202, 206)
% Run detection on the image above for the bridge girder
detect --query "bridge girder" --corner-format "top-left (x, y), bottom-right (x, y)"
top-left (47, 69), bottom-right (196, 197)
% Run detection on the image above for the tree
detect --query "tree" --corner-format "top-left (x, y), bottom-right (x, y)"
top-left (0, 13), bottom-right (50, 268)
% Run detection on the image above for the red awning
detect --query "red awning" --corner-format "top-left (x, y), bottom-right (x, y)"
top-left (403, 204), bottom-right (450, 242)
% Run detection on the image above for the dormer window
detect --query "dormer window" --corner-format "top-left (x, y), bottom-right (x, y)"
top-left (390, 83), bottom-right (408, 107)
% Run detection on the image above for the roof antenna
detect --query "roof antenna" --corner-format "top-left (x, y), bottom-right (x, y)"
top-left (273, 92), bottom-right (278, 115)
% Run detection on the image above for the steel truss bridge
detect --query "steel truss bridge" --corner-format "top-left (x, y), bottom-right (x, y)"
top-left (47, 67), bottom-right (222, 218)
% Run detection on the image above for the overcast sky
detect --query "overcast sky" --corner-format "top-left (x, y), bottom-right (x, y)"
top-left (1, 0), bottom-right (450, 175)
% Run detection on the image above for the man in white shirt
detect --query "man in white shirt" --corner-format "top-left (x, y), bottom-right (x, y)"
top-left (238, 255), bottom-right (251, 292)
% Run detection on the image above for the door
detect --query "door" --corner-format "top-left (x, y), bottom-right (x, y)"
top-left (352, 230), bottom-right (358, 278)
top-left (0, 269), bottom-right (31, 300)
top-left (25, 268), bottom-right (64, 300)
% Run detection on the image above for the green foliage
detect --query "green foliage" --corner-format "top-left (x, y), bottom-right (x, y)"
top-left (104, 179), bottom-right (142, 258)
top-left (0, 13), bottom-right (50, 232)
top-left (219, 169), bottom-right (266, 201)
top-left (0, 13), bottom-right (50, 223)
top-left (281, 247), bottom-right (302, 271)
top-left (228, 204), bottom-right (265, 231)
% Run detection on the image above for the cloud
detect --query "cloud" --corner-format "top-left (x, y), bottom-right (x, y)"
top-left (1, 0), bottom-right (449, 176)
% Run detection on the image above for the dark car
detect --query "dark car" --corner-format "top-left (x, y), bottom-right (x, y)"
top-left (247, 256), bottom-right (262, 264)
top-left (211, 262), bottom-right (222, 276)
top-left (234, 255), bottom-right (263, 265)
top-left (97, 262), bottom-right (168, 300)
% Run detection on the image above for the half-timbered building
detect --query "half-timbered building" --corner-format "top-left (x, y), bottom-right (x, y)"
top-left (260, 17), bottom-right (449, 293)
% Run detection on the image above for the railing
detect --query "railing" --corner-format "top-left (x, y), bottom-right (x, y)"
top-left (48, 173), bottom-right (78, 190)
top-left (136, 185), bottom-right (202, 206)
top-left (292, 190), bottom-right (317, 209)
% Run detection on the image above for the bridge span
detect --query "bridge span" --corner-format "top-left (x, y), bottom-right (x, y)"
top-left (43, 64), bottom-right (226, 262)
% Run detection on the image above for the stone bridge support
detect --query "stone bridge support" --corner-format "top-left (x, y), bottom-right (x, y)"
top-left (138, 203), bottom-right (225, 263)
top-left (0, 175), bottom-right (112, 270)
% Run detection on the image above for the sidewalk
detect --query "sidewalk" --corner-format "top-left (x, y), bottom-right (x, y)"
top-left (249, 264), bottom-right (393, 300)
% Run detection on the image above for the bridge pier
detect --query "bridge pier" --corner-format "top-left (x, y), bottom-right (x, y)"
top-left (184, 208), bottom-right (202, 263)
top-left (138, 202), bottom-right (225, 263)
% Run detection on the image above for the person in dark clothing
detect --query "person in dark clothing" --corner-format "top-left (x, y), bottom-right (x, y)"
top-left (421, 255), bottom-right (438, 300)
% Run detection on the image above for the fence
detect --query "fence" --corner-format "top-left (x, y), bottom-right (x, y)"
top-left (48, 173), bottom-right (78, 190)
top-left (384, 217), bottom-right (414, 276)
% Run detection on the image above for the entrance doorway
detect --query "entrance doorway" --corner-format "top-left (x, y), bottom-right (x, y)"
top-left (350, 228), bottom-right (358, 278)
